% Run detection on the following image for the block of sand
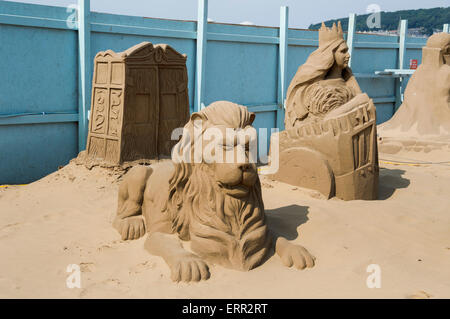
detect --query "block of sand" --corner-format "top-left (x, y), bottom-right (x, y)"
top-left (378, 33), bottom-right (450, 157)
top-left (85, 42), bottom-right (190, 165)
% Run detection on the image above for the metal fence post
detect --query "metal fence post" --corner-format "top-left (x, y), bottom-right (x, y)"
top-left (276, 6), bottom-right (289, 131)
top-left (347, 13), bottom-right (356, 68)
top-left (398, 20), bottom-right (408, 70)
top-left (395, 19), bottom-right (408, 112)
top-left (78, 0), bottom-right (91, 151)
top-left (194, 0), bottom-right (208, 113)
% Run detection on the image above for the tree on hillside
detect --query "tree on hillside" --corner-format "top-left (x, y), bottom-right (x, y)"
top-left (308, 7), bottom-right (450, 35)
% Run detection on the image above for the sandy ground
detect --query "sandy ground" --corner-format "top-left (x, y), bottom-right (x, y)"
top-left (0, 151), bottom-right (449, 299)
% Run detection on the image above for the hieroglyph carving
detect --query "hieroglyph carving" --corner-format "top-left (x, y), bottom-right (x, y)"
top-left (86, 42), bottom-right (190, 165)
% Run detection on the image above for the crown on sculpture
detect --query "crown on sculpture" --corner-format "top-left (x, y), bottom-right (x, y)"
top-left (319, 21), bottom-right (344, 47)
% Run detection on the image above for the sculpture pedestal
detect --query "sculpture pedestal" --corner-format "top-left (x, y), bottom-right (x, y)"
top-left (270, 101), bottom-right (379, 201)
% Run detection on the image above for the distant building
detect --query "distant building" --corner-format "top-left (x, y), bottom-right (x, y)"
top-left (359, 28), bottom-right (427, 38)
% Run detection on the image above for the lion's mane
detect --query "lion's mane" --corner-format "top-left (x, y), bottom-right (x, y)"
top-left (162, 101), bottom-right (271, 271)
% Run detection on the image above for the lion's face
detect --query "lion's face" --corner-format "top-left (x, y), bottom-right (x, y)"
top-left (200, 124), bottom-right (258, 198)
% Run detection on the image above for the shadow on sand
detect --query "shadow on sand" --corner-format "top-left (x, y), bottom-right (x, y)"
top-left (378, 168), bottom-right (411, 200)
top-left (265, 205), bottom-right (310, 240)
top-left (259, 205), bottom-right (310, 265)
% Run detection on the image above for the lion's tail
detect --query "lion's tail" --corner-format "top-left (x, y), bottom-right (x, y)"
top-left (113, 165), bottom-right (152, 240)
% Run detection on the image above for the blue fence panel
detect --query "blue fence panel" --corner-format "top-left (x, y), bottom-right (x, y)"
top-left (0, 0), bottom-right (435, 183)
top-left (0, 123), bottom-right (78, 183)
top-left (0, 25), bottom-right (78, 115)
top-left (203, 23), bottom-right (280, 156)
top-left (204, 40), bottom-right (278, 105)
top-left (0, 1), bottom-right (79, 184)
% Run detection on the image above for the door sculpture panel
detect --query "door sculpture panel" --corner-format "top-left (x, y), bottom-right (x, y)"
top-left (85, 42), bottom-right (190, 165)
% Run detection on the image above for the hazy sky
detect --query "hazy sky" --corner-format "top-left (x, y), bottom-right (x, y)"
top-left (5, 0), bottom-right (450, 28)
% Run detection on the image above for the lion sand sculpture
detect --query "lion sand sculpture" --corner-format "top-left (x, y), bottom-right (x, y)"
top-left (270, 22), bottom-right (379, 201)
top-left (113, 101), bottom-right (315, 282)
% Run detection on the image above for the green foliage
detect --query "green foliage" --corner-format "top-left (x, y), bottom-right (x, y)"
top-left (308, 7), bottom-right (450, 36)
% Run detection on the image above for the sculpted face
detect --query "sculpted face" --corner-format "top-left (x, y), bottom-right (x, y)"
top-left (334, 42), bottom-right (350, 69)
top-left (203, 125), bottom-right (258, 198)
top-left (214, 161), bottom-right (258, 198)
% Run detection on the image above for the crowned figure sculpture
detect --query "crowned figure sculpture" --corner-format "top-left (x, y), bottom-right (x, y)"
top-left (270, 22), bottom-right (379, 201)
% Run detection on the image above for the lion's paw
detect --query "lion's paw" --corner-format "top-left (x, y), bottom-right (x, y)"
top-left (278, 243), bottom-right (315, 270)
top-left (169, 255), bottom-right (210, 283)
top-left (113, 216), bottom-right (146, 241)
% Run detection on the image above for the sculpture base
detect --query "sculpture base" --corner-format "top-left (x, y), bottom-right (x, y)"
top-left (270, 101), bottom-right (379, 201)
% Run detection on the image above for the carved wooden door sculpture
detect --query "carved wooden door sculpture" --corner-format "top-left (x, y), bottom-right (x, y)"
top-left (86, 42), bottom-right (189, 164)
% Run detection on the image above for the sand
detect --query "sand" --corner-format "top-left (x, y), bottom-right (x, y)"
top-left (0, 152), bottom-right (449, 299)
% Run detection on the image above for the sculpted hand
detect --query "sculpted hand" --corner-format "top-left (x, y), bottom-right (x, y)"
top-left (325, 93), bottom-right (370, 119)
top-left (276, 237), bottom-right (315, 270)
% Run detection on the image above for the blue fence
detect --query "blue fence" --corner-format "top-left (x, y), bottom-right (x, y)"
top-left (0, 0), bottom-right (434, 184)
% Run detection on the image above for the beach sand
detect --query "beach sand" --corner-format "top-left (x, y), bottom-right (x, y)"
top-left (0, 150), bottom-right (449, 299)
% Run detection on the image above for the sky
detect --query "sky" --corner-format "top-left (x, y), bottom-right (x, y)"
top-left (4, 0), bottom-right (450, 28)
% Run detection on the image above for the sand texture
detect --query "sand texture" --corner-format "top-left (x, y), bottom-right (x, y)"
top-left (0, 150), bottom-right (449, 299)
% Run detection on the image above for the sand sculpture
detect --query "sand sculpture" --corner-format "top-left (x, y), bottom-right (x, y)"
top-left (113, 101), bottom-right (315, 282)
top-left (270, 22), bottom-right (379, 201)
top-left (85, 42), bottom-right (190, 165)
top-left (378, 33), bottom-right (450, 154)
